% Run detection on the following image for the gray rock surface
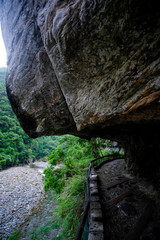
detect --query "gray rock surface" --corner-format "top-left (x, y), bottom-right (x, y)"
top-left (0, 0), bottom-right (160, 138)
top-left (1, 0), bottom-right (160, 183)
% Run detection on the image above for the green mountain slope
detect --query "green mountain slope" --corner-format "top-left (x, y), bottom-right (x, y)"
top-left (0, 68), bottom-right (57, 169)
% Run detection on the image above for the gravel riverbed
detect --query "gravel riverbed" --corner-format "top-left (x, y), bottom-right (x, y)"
top-left (0, 162), bottom-right (51, 239)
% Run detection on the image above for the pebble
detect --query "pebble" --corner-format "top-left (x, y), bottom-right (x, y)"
top-left (0, 164), bottom-right (46, 239)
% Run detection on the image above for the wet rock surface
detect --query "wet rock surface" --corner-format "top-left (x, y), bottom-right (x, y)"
top-left (97, 159), bottom-right (160, 240)
top-left (0, 162), bottom-right (59, 240)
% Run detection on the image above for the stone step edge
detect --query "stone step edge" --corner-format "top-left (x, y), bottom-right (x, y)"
top-left (88, 167), bottom-right (104, 240)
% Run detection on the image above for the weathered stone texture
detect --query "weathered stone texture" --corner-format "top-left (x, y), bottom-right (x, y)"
top-left (0, 0), bottom-right (160, 182)
top-left (0, 0), bottom-right (77, 137)
top-left (1, 0), bottom-right (160, 137)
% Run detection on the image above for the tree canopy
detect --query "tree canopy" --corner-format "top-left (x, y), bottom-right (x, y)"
top-left (0, 68), bottom-right (58, 170)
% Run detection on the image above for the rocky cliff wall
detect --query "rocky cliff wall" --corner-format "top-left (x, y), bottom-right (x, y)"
top-left (0, 0), bottom-right (160, 185)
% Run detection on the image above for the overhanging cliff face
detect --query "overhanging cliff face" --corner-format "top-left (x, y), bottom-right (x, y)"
top-left (1, 0), bottom-right (160, 185)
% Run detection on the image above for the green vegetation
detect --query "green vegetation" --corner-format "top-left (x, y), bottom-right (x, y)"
top-left (0, 67), bottom-right (60, 170)
top-left (28, 221), bottom-right (59, 240)
top-left (8, 228), bottom-right (20, 240)
top-left (0, 67), bottom-right (123, 239)
top-left (44, 135), bottom-right (109, 239)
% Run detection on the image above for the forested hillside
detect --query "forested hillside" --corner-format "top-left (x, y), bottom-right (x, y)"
top-left (0, 68), bottom-right (122, 239)
top-left (0, 68), bottom-right (58, 169)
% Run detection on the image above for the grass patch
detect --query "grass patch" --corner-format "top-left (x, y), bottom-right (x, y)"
top-left (28, 222), bottom-right (58, 240)
top-left (8, 228), bottom-right (20, 240)
top-left (44, 135), bottom-right (109, 239)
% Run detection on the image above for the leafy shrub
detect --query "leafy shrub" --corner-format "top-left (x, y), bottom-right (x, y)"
top-left (43, 135), bottom-right (123, 239)
top-left (48, 148), bottom-right (64, 165)
top-left (44, 167), bottom-right (66, 193)
top-left (8, 228), bottom-right (20, 240)
top-left (44, 135), bottom-right (100, 239)
top-left (55, 174), bottom-right (86, 239)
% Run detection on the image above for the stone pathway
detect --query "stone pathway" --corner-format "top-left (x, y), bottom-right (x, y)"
top-left (0, 162), bottom-right (59, 240)
top-left (96, 159), bottom-right (160, 240)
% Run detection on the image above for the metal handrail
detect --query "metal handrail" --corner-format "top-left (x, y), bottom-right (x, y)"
top-left (75, 176), bottom-right (90, 240)
top-left (75, 152), bottom-right (123, 240)
top-left (90, 152), bottom-right (122, 168)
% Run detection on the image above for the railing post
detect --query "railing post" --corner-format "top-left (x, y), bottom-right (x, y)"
top-left (75, 153), bottom-right (122, 239)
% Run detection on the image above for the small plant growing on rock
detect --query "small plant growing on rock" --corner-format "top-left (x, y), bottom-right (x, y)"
top-left (8, 228), bottom-right (20, 240)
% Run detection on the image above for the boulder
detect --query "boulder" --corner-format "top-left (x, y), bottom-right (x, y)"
top-left (1, 0), bottom-right (160, 184)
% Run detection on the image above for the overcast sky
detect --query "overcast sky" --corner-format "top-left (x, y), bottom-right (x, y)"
top-left (0, 26), bottom-right (7, 67)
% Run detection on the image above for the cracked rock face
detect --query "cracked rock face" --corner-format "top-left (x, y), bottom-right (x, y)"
top-left (0, 0), bottom-right (160, 138)
top-left (0, 0), bottom-right (160, 183)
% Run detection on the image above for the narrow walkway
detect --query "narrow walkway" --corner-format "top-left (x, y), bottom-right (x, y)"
top-left (96, 159), bottom-right (160, 240)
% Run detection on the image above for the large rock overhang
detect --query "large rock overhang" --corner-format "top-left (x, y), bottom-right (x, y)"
top-left (0, 0), bottom-right (160, 138)
top-left (1, 0), bottom-right (160, 185)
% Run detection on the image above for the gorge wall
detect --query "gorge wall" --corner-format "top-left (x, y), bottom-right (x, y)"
top-left (0, 0), bottom-right (160, 187)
